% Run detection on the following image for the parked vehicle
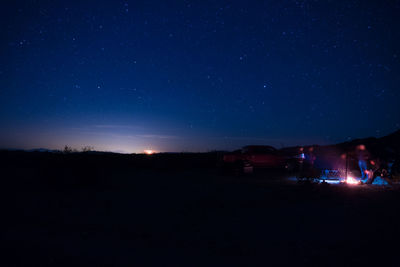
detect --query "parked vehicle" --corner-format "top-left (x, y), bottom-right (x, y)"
top-left (222, 145), bottom-right (303, 173)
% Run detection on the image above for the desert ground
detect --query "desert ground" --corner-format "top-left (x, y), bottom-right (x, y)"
top-left (1, 151), bottom-right (400, 266)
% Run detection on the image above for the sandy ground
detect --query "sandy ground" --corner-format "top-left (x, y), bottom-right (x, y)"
top-left (1, 160), bottom-right (400, 266)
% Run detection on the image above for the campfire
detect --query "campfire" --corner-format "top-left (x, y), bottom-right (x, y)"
top-left (344, 175), bottom-right (360, 185)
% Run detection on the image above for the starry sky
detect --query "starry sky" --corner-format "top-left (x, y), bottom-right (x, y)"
top-left (1, 0), bottom-right (400, 153)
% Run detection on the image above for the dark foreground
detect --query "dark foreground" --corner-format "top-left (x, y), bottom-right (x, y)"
top-left (1, 151), bottom-right (400, 266)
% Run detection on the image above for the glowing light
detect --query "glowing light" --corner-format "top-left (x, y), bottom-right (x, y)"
top-left (322, 179), bottom-right (340, 184)
top-left (144, 149), bottom-right (155, 155)
top-left (345, 176), bottom-right (360, 185)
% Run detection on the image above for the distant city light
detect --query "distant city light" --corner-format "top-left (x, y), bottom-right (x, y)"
top-left (144, 149), bottom-right (155, 155)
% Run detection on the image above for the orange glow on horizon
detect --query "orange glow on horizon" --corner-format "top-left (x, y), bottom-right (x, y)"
top-left (144, 149), bottom-right (155, 155)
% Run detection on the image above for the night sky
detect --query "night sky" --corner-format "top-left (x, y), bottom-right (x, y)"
top-left (1, 1), bottom-right (400, 153)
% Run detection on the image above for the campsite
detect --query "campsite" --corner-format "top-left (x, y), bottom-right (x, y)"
top-left (1, 131), bottom-right (400, 266)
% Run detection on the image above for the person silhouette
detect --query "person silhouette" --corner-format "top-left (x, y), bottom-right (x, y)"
top-left (356, 144), bottom-right (370, 181)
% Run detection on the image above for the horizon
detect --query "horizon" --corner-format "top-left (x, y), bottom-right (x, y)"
top-left (1, 129), bottom-right (397, 154)
top-left (2, 1), bottom-right (399, 153)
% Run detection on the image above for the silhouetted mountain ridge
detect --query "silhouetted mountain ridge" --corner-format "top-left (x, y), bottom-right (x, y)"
top-left (335, 130), bottom-right (400, 155)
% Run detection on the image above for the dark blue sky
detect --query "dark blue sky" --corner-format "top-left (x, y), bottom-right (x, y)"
top-left (1, 0), bottom-right (399, 153)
